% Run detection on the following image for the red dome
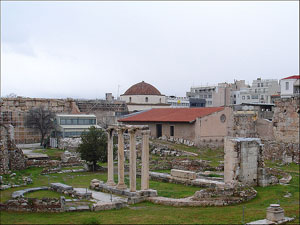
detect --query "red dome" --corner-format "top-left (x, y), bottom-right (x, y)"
top-left (123, 81), bottom-right (162, 95)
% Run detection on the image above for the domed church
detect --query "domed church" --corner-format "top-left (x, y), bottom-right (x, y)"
top-left (120, 81), bottom-right (170, 112)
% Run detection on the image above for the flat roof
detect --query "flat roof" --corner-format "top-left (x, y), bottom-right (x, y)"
top-left (59, 125), bottom-right (101, 129)
top-left (56, 114), bottom-right (96, 118)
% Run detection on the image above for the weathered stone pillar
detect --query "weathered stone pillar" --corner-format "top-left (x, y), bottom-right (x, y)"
top-left (141, 130), bottom-right (150, 190)
top-left (129, 128), bottom-right (137, 192)
top-left (116, 128), bottom-right (127, 190)
top-left (106, 128), bottom-right (116, 186)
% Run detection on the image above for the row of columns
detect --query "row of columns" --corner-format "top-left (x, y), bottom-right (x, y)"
top-left (106, 126), bottom-right (150, 192)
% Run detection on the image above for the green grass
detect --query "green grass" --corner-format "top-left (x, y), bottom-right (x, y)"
top-left (32, 148), bottom-right (65, 160)
top-left (1, 163), bottom-right (299, 224)
top-left (61, 166), bottom-right (84, 171)
top-left (152, 169), bottom-right (171, 174)
top-left (24, 190), bottom-right (72, 199)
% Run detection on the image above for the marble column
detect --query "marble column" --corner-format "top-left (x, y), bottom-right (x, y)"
top-left (116, 128), bottom-right (127, 190)
top-left (141, 130), bottom-right (150, 190)
top-left (129, 129), bottom-right (137, 192)
top-left (106, 128), bottom-right (116, 186)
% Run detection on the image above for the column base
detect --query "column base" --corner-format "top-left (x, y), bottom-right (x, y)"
top-left (116, 183), bottom-right (127, 190)
top-left (106, 181), bottom-right (116, 186)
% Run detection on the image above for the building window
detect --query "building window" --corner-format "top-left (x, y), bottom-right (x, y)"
top-left (208, 94), bottom-right (212, 98)
top-left (129, 97), bottom-right (132, 103)
top-left (159, 98), bottom-right (161, 103)
top-left (242, 96), bottom-right (245, 100)
top-left (145, 97), bottom-right (148, 102)
top-left (258, 83), bottom-right (260, 87)
top-left (261, 83), bottom-right (264, 87)
top-left (170, 126), bottom-right (174, 137)
top-left (285, 82), bottom-right (289, 90)
top-left (247, 96), bottom-right (250, 100)
top-left (220, 114), bottom-right (226, 123)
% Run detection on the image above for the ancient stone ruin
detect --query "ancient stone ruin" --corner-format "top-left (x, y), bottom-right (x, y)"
top-left (0, 118), bottom-right (27, 174)
top-left (91, 125), bottom-right (157, 202)
top-left (224, 137), bottom-right (277, 187)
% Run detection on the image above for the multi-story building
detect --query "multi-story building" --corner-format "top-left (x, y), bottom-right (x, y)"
top-left (187, 83), bottom-right (235, 107)
top-left (279, 75), bottom-right (300, 98)
top-left (167, 96), bottom-right (190, 108)
top-left (55, 114), bottom-right (101, 138)
top-left (239, 78), bottom-right (280, 104)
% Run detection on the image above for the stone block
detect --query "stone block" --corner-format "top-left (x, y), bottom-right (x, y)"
top-left (171, 169), bottom-right (196, 180)
top-left (266, 204), bottom-right (285, 222)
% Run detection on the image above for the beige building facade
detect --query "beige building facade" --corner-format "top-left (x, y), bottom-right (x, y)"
top-left (119, 107), bottom-right (232, 147)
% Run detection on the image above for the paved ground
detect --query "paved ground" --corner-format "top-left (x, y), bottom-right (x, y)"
top-left (74, 188), bottom-right (127, 203)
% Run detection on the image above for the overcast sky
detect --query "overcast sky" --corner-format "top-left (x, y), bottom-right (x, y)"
top-left (1, 1), bottom-right (299, 99)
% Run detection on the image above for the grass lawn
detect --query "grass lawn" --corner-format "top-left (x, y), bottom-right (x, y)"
top-left (24, 190), bottom-right (72, 199)
top-left (1, 163), bottom-right (299, 224)
top-left (32, 148), bottom-right (65, 160)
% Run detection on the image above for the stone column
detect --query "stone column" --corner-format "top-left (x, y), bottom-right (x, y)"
top-left (116, 128), bottom-right (127, 190)
top-left (106, 129), bottom-right (116, 186)
top-left (141, 130), bottom-right (150, 190)
top-left (129, 129), bottom-right (137, 192)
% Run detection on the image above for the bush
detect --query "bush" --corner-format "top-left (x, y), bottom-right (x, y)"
top-left (77, 126), bottom-right (107, 171)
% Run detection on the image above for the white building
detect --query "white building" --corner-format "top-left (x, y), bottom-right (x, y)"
top-left (279, 75), bottom-right (300, 98)
top-left (186, 84), bottom-right (231, 107)
top-left (239, 78), bottom-right (280, 104)
top-left (120, 81), bottom-right (170, 112)
top-left (167, 96), bottom-right (190, 108)
top-left (56, 114), bottom-right (101, 138)
top-left (187, 80), bottom-right (248, 107)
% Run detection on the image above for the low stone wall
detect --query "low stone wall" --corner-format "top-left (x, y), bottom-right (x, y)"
top-left (148, 184), bottom-right (257, 207)
top-left (170, 169), bottom-right (196, 180)
top-left (262, 140), bottom-right (299, 164)
top-left (159, 136), bottom-right (195, 147)
top-left (50, 183), bottom-right (92, 200)
top-left (0, 197), bottom-right (64, 212)
top-left (149, 172), bottom-right (225, 188)
top-left (26, 159), bottom-right (84, 168)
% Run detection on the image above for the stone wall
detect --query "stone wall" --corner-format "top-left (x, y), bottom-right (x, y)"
top-left (1, 97), bottom-right (76, 144)
top-left (227, 111), bottom-right (258, 138)
top-left (0, 123), bottom-right (27, 174)
top-left (262, 141), bottom-right (299, 164)
top-left (224, 137), bottom-right (265, 186)
top-left (0, 149), bottom-right (9, 174)
top-left (8, 148), bottom-right (27, 171)
top-left (0, 197), bottom-right (63, 212)
top-left (272, 97), bottom-right (299, 143)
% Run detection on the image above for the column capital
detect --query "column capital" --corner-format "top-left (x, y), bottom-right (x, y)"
top-left (128, 128), bottom-right (138, 134)
top-left (141, 130), bottom-right (151, 135)
top-left (116, 127), bottom-right (126, 134)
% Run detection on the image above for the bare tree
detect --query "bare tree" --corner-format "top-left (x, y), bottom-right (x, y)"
top-left (25, 106), bottom-right (56, 146)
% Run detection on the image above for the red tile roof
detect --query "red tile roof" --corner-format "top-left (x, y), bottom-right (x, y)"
top-left (282, 75), bottom-right (300, 80)
top-left (122, 81), bottom-right (162, 95)
top-left (119, 107), bottom-right (224, 123)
